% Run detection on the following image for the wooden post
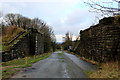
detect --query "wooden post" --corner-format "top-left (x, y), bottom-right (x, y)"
top-left (92, 56), bottom-right (94, 61)
top-left (26, 57), bottom-right (27, 64)
top-left (34, 55), bottom-right (36, 59)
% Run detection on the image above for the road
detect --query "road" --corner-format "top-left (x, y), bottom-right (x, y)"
top-left (12, 51), bottom-right (97, 78)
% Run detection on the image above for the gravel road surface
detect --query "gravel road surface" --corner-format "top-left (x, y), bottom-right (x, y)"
top-left (12, 51), bottom-right (97, 78)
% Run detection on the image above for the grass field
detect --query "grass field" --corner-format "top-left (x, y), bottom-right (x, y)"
top-left (2, 53), bottom-right (51, 79)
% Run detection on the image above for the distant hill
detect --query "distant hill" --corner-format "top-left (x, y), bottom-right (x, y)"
top-left (56, 42), bottom-right (62, 44)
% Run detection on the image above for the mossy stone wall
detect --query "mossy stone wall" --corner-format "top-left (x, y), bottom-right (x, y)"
top-left (76, 17), bottom-right (120, 62)
top-left (2, 28), bottom-right (44, 62)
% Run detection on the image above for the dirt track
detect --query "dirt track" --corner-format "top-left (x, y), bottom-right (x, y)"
top-left (12, 51), bottom-right (97, 78)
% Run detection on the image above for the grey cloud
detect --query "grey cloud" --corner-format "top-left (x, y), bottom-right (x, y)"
top-left (52, 9), bottom-right (97, 36)
top-left (64, 9), bottom-right (96, 25)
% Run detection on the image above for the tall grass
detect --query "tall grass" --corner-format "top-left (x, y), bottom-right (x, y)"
top-left (68, 51), bottom-right (119, 78)
top-left (87, 61), bottom-right (118, 78)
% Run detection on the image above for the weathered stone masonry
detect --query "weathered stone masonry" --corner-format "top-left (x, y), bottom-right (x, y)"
top-left (76, 17), bottom-right (120, 62)
top-left (2, 28), bottom-right (44, 62)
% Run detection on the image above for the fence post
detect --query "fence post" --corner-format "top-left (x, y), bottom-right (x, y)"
top-left (26, 56), bottom-right (27, 64)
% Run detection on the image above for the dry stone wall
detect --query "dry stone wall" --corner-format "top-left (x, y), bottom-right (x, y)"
top-left (2, 28), bottom-right (44, 62)
top-left (76, 17), bottom-right (120, 62)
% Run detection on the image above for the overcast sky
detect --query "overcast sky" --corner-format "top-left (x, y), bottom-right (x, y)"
top-left (0, 0), bottom-right (117, 42)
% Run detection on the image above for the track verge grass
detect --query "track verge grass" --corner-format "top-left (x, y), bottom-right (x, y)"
top-left (2, 52), bottom-right (51, 79)
top-left (67, 51), bottom-right (119, 78)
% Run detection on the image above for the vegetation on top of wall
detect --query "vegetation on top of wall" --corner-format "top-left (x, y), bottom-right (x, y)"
top-left (1, 13), bottom-right (56, 52)
top-left (2, 29), bottom-right (31, 52)
top-left (2, 26), bottom-right (24, 45)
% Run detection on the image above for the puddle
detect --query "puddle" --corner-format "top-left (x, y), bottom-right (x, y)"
top-left (31, 68), bottom-right (36, 70)
top-left (22, 75), bottom-right (27, 77)
top-left (63, 63), bottom-right (70, 78)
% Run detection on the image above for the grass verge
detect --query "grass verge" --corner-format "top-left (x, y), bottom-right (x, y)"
top-left (84, 61), bottom-right (118, 78)
top-left (0, 45), bottom-right (2, 51)
top-left (2, 52), bottom-right (51, 79)
top-left (67, 51), bottom-right (119, 78)
top-left (67, 51), bottom-right (99, 65)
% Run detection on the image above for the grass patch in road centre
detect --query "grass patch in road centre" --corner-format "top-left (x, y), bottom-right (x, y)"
top-left (61, 60), bottom-right (64, 62)
top-left (58, 53), bottom-right (63, 56)
top-left (60, 57), bottom-right (64, 59)
top-left (2, 53), bottom-right (51, 79)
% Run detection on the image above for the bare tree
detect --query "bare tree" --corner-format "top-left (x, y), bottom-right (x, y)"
top-left (5, 14), bottom-right (16, 26)
top-left (62, 32), bottom-right (73, 50)
top-left (83, 0), bottom-right (120, 16)
top-left (21, 17), bottom-right (31, 29)
top-left (3, 13), bottom-right (56, 52)
top-left (4, 13), bottom-right (32, 29)
top-left (31, 18), bottom-right (44, 30)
